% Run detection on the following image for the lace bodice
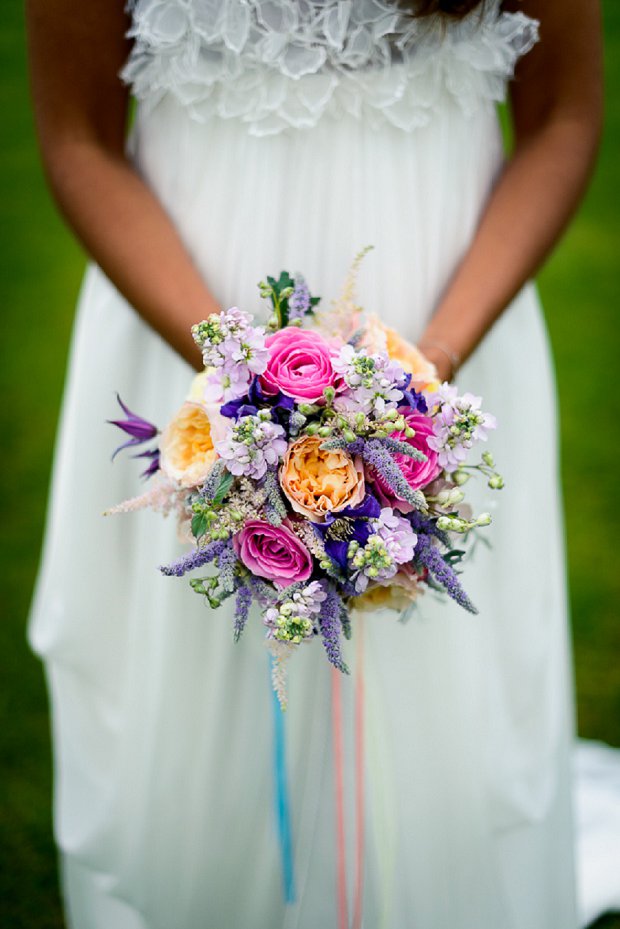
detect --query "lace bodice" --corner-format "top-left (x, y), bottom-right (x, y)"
top-left (121, 0), bottom-right (538, 136)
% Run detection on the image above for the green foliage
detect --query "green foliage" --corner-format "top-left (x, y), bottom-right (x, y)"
top-left (211, 469), bottom-right (234, 506)
top-left (191, 511), bottom-right (208, 541)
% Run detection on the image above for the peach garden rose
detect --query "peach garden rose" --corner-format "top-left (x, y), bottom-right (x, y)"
top-left (280, 434), bottom-right (366, 523)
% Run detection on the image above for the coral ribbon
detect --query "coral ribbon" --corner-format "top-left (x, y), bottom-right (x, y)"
top-left (332, 617), bottom-right (366, 929)
top-left (271, 657), bottom-right (296, 904)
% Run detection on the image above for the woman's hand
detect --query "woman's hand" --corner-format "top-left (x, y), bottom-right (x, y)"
top-left (418, 0), bottom-right (603, 371)
top-left (416, 342), bottom-right (456, 383)
top-left (25, 0), bottom-right (219, 370)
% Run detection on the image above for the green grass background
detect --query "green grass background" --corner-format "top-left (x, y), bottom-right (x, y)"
top-left (1, 2), bottom-right (618, 927)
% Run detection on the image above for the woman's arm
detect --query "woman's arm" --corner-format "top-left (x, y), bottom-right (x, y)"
top-left (25, 0), bottom-right (219, 370)
top-left (418, 0), bottom-right (603, 381)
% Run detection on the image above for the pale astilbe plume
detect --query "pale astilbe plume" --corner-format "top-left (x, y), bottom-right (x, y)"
top-left (103, 476), bottom-right (184, 518)
top-left (267, 639), bottom-right (295, 711)
top-left (314, 245), bottom-right (374, 341)
top-left (289, 519), bottom-right (328, 562)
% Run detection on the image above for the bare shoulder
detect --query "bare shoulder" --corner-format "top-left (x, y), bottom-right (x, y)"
top-left (501, 0), bottom-right (603, 139)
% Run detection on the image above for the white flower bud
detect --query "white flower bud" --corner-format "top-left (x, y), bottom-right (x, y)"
top-left (476, 512), bottom-right (492, 527)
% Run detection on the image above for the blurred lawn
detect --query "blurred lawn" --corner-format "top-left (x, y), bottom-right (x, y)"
top-left (1, 1), bottom-right (618, 927)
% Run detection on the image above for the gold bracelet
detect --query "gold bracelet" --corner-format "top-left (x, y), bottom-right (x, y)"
top-left (418, 339), bottom-right (461, 377)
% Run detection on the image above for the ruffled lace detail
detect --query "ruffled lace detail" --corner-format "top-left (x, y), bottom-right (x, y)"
top-left (121, 0), bottom-right (539, 136)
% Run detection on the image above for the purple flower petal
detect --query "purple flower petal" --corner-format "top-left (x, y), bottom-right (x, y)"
top-left (132, 447), bottom-right (161, 480)
top-left (108, 394), bottom-right (159, 463)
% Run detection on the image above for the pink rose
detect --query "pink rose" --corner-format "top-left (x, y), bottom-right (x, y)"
top-left (260, 328), bottom-right (337, 402)
top-left (233, 520), bottom-right (313, 588)
top-left (371, 410), bottom-right (442, 512)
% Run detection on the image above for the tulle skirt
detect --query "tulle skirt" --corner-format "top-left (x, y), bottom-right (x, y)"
top-left (29, 96), bottom-right (579, 928)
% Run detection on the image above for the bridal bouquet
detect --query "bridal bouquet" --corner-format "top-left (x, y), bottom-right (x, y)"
top-left (107, 250), bottom-right (502, 705)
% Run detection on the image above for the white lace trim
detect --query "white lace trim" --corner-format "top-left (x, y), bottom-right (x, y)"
top-left (121, 0), bottom-right (539, 136)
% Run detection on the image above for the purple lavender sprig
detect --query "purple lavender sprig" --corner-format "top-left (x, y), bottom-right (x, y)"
top-left (320, 437), bottom-right (364, 454)
top-left (160, 538), bottom-right (228, 577)
top-left (408, 510), bottom-right (451, 549)
top-left (216, 542), bottom-right (238, 593)
top-left (247, 574), bottom-right (277, 609)
top-left (379, 435), bottom-right (427, 461)
top-left (361, 439), bottom-right (427, 512)
top-left (233, 585), bottom-right (252, 642)
top-left (200, 460), bottom-right (227, 500)
top-left (288, 273), bottom-right (311, 320)
top-left (340, 601), bottom-right (352, 640)
top-left (262, 468), bottom-right (288, 526)
top-left (414, 533), bottom-right (478, 614)
top-left (318, 585), bottom-right (349, 674)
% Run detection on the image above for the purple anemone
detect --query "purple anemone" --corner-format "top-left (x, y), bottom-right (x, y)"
top-left (313, 493), bottom-right (381, 569)
top-left (399, 374), bottom-right (428, 414)
top-left (220, 376), bottom-right (295, 422)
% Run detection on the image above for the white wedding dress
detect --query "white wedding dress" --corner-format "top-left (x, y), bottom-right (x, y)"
top-left (28, 2), bottom-right (619, 927)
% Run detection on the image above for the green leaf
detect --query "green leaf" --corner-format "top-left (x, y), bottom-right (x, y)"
top-left (212, 470), bottom-right (234, 506)
top-left (277, 270), bottom-right (294, 290)
top-left (191, 513), bottom-right (208, 540)
top-left (444, 549), bottom-right (466, 565)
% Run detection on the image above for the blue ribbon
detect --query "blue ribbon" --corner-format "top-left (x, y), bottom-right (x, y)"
top-left (270, 657), bottom-right (296, 904)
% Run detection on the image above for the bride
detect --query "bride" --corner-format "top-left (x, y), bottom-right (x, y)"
top-left (25, 1), bottom-right (604, 928)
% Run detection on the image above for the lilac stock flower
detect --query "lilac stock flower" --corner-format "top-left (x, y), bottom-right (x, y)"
top-left (332, 345), bottom-right (407, 417)
top-left (108, 394), bottom-right (159, 463)
top-left (288, 273), bottom-right (311, 320)
top-left (215, 411), bottom-right (288, 481)
top-left (347, 507), bottom-right (417, 593)
top-left (375, 508), bottom-right (418, 560)
top-left (427, 387), bottom-right (497, 472)
top-left (414, 533), bottom-right (478, 614)
top-left (263, 581), bottom-right (326, 644)
top-left (192, 308), bottom-right (269, 403)
top-left (160, 538), bottom-right (228, 578)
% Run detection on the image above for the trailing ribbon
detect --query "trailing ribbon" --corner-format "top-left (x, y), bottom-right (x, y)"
top-left (270, 656), bottom-right (296, 904)
top-left (332, 616), bottom-right (366, 929)
top-left (270, 620), bottom-right (366, 922)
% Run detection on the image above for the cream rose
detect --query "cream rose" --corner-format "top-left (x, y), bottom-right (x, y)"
top-left (159, 402), bottom-right (220, 488)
